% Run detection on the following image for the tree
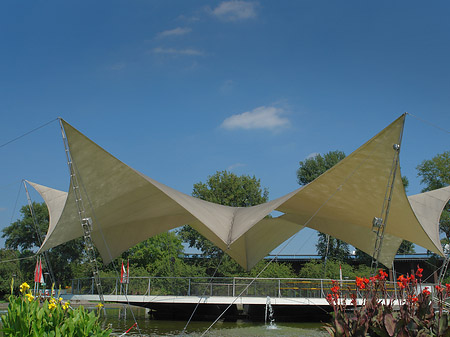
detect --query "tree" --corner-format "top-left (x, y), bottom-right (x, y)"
top-left (2, 202), bottom-right (85, 286)
top-left (316, 235), bottom-right (350, 262)
top-left (416, 151), bottom-right (450, 242)
top-left (417, 151), bottom-right (450, 192)
top-left (298, 259), bottom-right (372, 279)
top-left (297, 150), bottom-right (350, 260)
top-left (178, 170), bottom-right (269, 274)
top-left (0, 249), bottom-right (22, 299)
top-left (296, 150), bottom-right (346, 186)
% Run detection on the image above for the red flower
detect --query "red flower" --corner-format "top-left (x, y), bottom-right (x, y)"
top-left (356, 277), bottom-right (368, 290)
top-left (326, 294), bottom-right (333, 303)
top-left (412, 296), bottom-right (418, 303)
top-left (436, 284), bottom-right (444, 293)
top-left (331, 286), bottom-right (340, 294)
top-left (416, 265), bottom-right (423, 279)
top-left (423, 287), bottom-right (431, 297)
top-left (397, 281), bottom-right (406, 290)
top-left (446, 283), bottom-right (450, 294)
top-left (378, 270), bottom-right (388, 280)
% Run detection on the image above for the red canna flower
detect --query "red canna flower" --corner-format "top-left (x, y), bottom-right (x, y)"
top-left (356, 277), bottom-right (368, 290)
top-left (331, 285), bottom-right (340, 294)
top-left (416, 266), bottom-right (423, 279)
top-left (423, 287), bottom-right (431, 297)
top-left (326, 294), bottom-right (333, 303)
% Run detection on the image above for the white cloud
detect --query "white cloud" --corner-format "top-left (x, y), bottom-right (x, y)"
top-left (0, 207), bottom-right (6, 212)
top-left (152, 47), bottom-right (204, 56)
top-left (157, 27), bottom-right (192, 39)
top-left (221, 106), bottom-right (290, 131)
top-left (212, 1), bottom-right (257, 21)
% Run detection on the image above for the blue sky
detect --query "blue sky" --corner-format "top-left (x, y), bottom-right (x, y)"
top-left (1, 1), bottom-right (449, 256)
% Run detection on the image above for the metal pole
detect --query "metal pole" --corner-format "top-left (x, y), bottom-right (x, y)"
top-left (188, 278), bottom-right (191, 296)
top-left (23, 181), bottom-right (56, 286)
top-left (371, 115), bottom-right (405, 271)
top-left (59, 119), bottom-right (106, 312)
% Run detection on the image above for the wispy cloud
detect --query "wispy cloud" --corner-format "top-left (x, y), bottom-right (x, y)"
top-left (306, 152), bottom-right (320, 160)
top-left (221, 106), bottom-right (290, 131)
top-left (211, 1), bottom-right (258, 21)
top-left (227, 163), bottom-right (246, 170)
top-left (109, 63), bottom-right (126, 71)
top-left (219, 80), bottom-right (234, 94)
top-left (0, 207), bottom-right (6, 212)
top-left (152, 47), bottom-right (204, 56)
top-left (157, 27), bottom-right (192, 39)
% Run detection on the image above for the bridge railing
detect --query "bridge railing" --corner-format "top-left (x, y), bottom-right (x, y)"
top-left (69, 276), bottom-right (430, 299)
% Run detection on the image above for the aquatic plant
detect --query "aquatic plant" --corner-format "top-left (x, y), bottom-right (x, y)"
top-left (0, 281), bottom-right (111, 337)
top-left (324, 266), bottom-right (450, 337)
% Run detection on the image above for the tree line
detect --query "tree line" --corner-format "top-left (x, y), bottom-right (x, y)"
top-left (0, 151), bottom-right (448, 298)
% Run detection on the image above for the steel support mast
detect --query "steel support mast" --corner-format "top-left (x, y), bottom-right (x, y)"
top-left (371, 116), bottom-right (405, 271)
top-left (23, 181), bottom-right (56, 286)
top-left (59, 119), bottom-right (105, 307)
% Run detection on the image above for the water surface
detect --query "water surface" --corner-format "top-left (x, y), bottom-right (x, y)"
top-left (105, 306), bottom-right (329, 337)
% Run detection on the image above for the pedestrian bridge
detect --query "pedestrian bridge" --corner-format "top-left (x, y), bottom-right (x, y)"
top-left (62, 276), bottom-right (422, 321)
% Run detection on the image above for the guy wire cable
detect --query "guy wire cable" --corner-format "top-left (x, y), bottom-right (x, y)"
top-left (182, 250), bottom-right (227, 335)
top-left (0, 118), bottom-right (59, 149)
top-left (406, 112), bottom-right (450, 135)
top-left (0, 254), bottom-right (37, 264)
top-left (201, 120), bottom-right (392, 336)
top-left (9, 181), bottom-right (23, 226)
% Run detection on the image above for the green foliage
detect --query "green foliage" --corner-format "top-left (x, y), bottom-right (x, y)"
top-left (316, 233), bottom-right (350, 262)
top-left (179, 170), bottom-right (269, 261)
top-left (249, 260), bottom-right (297, 278)
top-left (296, 150), bottom-right (346, 186)
top-left (2, 202), bottom-right (85, 286)
top-left (298, 259), bottom-right (372, 279)
top-left (417, 151), bottom-right (450, 246)
top-left (0, 283), bottom-right (111, 337)
top-left (125, 232), bottom-right (184, 269)
top-left (0, 250), bottom-right (21, 299)
top-left (397, 240), bottom-right (416, 254)
top-left (417, 151), bottom-right (450, 191)
top-left (191, 170), bottom-right (269, 207)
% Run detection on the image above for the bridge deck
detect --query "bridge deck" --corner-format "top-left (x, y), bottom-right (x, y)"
top-left (63, 294), bottom-right (330, 306)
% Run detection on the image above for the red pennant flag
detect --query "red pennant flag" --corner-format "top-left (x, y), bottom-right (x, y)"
top-left (120, 260), bottom-right (129, 284)
top-left (34, 259), bottom-right (39, 283)
top-left (38, 259), bottom-right (44, 284)
top-left (34, 257), bottom-right (44, 284)
top-left (120, 260), bottom-right (125, 284)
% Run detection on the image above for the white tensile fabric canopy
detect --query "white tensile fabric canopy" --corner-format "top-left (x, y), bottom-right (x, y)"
top-left (33, 115), bottom-right (449, 269)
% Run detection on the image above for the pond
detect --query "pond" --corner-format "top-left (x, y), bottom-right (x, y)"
top-left (104, 306), bottom-right (329, 337)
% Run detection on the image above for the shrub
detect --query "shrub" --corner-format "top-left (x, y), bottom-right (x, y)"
top-left (324, 266), bottom-right (450, 337)
top-left (1, 281), bottom-right (111, 337)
